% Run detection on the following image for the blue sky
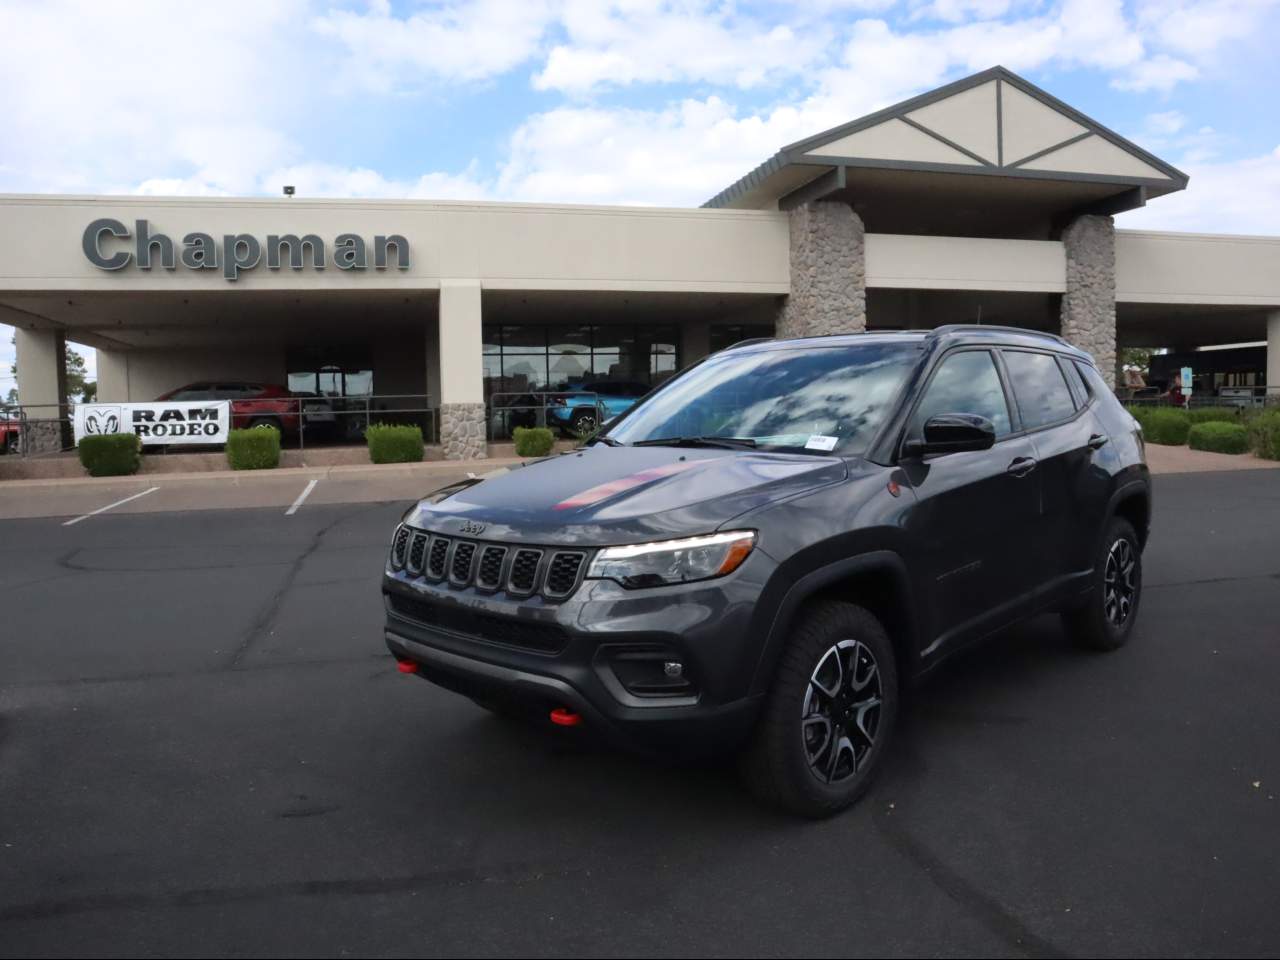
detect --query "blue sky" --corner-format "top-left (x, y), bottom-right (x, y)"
top-left (3, 0), bottom-right (1280, 391)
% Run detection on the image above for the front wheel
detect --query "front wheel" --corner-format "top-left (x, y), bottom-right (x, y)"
top-left (1062, 516), bottom-right (1143, 651)
top-left (741, 601), bottom-right (898, 818)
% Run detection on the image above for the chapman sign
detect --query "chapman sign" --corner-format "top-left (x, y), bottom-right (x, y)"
top-left (82, 219), bottom-right (410, 281)
top-left (74, 402), bottom-right (231, 446)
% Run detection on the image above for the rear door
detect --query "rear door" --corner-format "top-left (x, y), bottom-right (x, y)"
top-left (901, 348), bottom-right (1043, 654)
top-left (999, 349), bottom-right (1108, 599)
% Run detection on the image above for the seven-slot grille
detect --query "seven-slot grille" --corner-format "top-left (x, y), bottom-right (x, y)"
top-left (392, 527), bottom-right (589, 600)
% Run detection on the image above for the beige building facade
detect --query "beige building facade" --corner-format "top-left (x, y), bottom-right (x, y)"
top-left (3, 67), bottom-right (1278, 457)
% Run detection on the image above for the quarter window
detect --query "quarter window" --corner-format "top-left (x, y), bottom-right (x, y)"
top-left (1003, 351), bottom-right (1077, 430)
top-left (912, 350), bottom-right (1012, 438)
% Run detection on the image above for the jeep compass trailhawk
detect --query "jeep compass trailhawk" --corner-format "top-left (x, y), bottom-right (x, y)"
top-left (383, 326), bottom-right (1150, 817)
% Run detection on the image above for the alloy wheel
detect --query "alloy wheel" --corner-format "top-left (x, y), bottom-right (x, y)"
top-left (801, 639), bottom-right (882, 784)
top-left (1103, 537), bottom-right (1137, 627)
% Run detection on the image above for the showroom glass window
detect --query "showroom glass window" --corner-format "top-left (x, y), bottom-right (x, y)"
top-left (482, 324), bottom-right (679, 398)
top-left (1002, 350), bottom-right (1077, 429)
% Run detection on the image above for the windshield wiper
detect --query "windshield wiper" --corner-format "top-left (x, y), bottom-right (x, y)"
top-left (588, 434), bottom-right (623, 447)
top-left (632, 435), bottom-right (758, 450)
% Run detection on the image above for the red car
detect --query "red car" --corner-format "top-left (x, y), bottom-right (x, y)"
top-left (0, 412), bottom-right (19, 453)
top-left (156, 382), bottom-right (307, 433)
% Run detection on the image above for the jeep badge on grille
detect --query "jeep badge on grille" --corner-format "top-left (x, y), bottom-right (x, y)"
top-left (459, 519), bottom-right (487, 536)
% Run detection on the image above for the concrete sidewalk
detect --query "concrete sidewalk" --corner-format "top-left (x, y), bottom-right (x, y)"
top-left (0, 457), bottom-right (527, 521)
top-left (1143, 443), bottom-right (1280, 474)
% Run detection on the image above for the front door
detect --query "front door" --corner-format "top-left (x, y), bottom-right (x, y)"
top-left (901, 348), bottom-right (1043, 657)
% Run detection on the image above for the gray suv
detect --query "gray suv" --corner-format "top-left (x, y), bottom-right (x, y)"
top-left (383, 326), bottom-right (1150, 817)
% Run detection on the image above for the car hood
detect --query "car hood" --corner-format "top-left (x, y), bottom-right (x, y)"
top-left (404, 445), bottom-right (848, 546)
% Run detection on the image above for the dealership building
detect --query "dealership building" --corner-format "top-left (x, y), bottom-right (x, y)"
top-left (3, 67), bottom-right (1279, 458)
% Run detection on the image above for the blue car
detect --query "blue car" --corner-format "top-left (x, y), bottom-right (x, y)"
top-left (546, 380), bottom-right (649, 436)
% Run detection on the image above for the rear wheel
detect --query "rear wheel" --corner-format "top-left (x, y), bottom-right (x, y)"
top-left (1062, 516), bottom-right (1142, 651)
top-left (741, 601), bottom-right (898, 818)
top-left (569, 409), bottom-right (598, 437)
top-left (246, 417), bottom-right (282, 433)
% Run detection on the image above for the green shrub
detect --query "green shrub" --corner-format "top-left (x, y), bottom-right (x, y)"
top-left (78, 433), bottom-right (141, 477)
top-left (1188, 421), bottom-right (1250, 454)
top-left (513, 426), bottom-right (555, 458)
top-left (366, 423), bottom-right (424, 464)
top-left (1186, 406), bottom-right (1246, 424)
top-left (1140, 407), bottom-right (1191, 445)
top-left (226, 426), bottom-right (281, 470)
top-left (1248, 411), bottom-right (1280, 460)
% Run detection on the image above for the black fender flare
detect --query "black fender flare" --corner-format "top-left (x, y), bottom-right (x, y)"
top-left (747, 549), bottom-right (919, 696)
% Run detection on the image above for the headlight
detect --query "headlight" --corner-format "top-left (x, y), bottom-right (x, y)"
top-left (587, 530), bottom-right (756, 588)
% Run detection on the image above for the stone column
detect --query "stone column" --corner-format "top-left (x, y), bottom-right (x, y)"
top-left (1060, 214), bottom-right (1117, 387)
top-left (14, 327), bottom-right (67, 454)
top-left (437, 279), bottom-right (487, 460)
top-left (1267, 310), bottom-right (1280, 404)
top-left (776, 201), bottom-right (866, 339)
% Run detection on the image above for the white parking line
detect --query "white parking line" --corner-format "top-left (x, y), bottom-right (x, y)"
top-left (62, 486), bottom-right (160, 526)
top-left (285, 478), bottom-right (320, 516)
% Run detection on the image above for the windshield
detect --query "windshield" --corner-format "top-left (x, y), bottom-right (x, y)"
top-left (604, 342), bottom-right (920, 455)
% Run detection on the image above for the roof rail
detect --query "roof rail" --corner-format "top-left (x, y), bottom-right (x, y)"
top-left (927, 324), bottom-right (1069, 345)
top-left (722, 337), bottom-right (776, 350)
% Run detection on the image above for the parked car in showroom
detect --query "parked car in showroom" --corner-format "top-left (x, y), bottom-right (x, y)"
top-left (382, 326), bottom-right (1150, 817)
top-left (546, 380), bottom-right (650, 436)
top-left (156, 381), bottom-right (330, 434)
top-left (0, 409), bottom-right (20, 453)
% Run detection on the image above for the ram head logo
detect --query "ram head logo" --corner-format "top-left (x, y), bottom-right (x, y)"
top-left (85, 411), bottom-right (120, 435)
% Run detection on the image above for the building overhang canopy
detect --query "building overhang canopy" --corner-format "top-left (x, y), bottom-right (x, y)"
top-left (704, 67), bottom-right (1188, 234)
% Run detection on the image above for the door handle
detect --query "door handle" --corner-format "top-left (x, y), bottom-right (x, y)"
top-left (1088, 433), bottom-right (1109, 450)
top-left (1007, 456), bottom-right (1037, 478)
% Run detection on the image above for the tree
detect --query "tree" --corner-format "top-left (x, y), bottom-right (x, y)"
top-left (1120, 347), bottom-right (1155, 374)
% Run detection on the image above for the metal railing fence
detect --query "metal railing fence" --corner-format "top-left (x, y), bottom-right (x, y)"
top-left (485, 391), bottom-right (607, 441)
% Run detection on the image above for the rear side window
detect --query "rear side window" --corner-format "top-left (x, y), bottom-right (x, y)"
top-left (1062, 359), bottom-right (1090, 405)
top-left (912, 350), bottom-right (1012, 437)
top-left (1003, 351), bottom-right (1077, 430)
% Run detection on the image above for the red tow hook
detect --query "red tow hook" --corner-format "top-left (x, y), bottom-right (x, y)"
top-left (395, 658), bottom-right (419, 675)
top-left (549, 707), bottom-right (582, 727)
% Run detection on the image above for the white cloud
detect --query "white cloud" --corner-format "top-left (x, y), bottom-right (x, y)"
top-left (312, 0), bottom-right (555, 91)
top-left (1119, 145), bottom-right (1280, 234)
top-left (1112, 53), bottom-right (1198, 92)
top-left (1144, 110), bottom-right (1187, 137)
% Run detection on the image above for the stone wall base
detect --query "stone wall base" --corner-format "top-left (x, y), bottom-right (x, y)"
top-left (440, 403), bottom-right (487, 460)
top-left (21, 421), bottom-right (63, 455)
top-left (776, 201), bottom-right (867, 339)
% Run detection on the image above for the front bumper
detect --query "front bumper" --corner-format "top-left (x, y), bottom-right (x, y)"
top-left (381, 554), bottom-right (772, 753)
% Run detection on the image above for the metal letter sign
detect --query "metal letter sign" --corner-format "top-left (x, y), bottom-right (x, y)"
top-left (74, 402), bottom-right (232, 446)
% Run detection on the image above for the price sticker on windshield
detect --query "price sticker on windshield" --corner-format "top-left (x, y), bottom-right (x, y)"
top-left (804, 435), bottom-right (839, 452)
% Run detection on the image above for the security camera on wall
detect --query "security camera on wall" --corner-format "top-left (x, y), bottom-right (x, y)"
top-left (283, 185), bottom-right (295, 197)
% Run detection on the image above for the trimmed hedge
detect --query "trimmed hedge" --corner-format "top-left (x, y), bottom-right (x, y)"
top-left (1137, 407), bottom-right (1191, 445)
top-left (513, 426), bottom-right (555, 458)
top-left (78, 433), bottom-right (141, 477)
top-left (367, 423), bottom-right (424, 464)
top-left (1188, 421), bottom-right (1250, 454)
top-left (1248, 411), bottom-right (1280, 460)
top-left (1186, 406), bottom-right (1247, 425)
top-left (226, 426), bottom-right (281, 470)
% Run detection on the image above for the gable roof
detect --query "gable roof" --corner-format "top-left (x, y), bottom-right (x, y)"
top-left (704, 66), bottom-right (1188, 209)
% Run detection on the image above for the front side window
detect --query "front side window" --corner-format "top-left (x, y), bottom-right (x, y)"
top-left (911, 350), bottom-right (1012, 437)
top-left (1003, 350), bottom-right (1076, 430)
top-left (605, 343), bottom-right (919, 455)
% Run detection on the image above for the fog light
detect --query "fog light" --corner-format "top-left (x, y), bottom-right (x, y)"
top-left (663, 661), bottom-right (684, 678)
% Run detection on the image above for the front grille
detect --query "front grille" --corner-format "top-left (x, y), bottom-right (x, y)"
top-left (393, 527), bottom-right (590, 601)
top-left (426, 536), bottom-right (450, 580)
top-left (450, 542), bottom-right (477, 585)
top-left (544, 551), bottom-right (586, 598)
top-left (406, 531), bottom-right (429, 574)
top-left (390, 526), bottom-right (410, 569)
top-left (508, 549), bottom-right (542, 595)
top-left (476, 546), bottom-right (507, 590)
top-left (388, 593), bottom-right (569, 654)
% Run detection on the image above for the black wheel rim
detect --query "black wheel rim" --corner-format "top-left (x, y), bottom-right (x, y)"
top-left (1104, 537), bottom-right (1137, 627)
top-left (801, 639), bottom-right (882, 784)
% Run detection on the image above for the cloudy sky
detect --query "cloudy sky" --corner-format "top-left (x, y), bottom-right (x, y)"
top-left (2, 0), bottom-right (1279, 393)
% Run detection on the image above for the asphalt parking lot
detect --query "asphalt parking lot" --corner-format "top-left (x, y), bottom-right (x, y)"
top-left (1, 469), bottom-right (1278, 958)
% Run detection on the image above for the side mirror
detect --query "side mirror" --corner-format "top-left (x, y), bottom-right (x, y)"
top-left (903, 413), bottom-right (996, 458)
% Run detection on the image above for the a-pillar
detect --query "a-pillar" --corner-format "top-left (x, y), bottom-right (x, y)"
top-left (437, 280), bottom-right (487, 460)
top-left (15, 327), bottom-right (67, 453)
top-left (1060, 214), bottom-right (1117, 388)
top-left (776, 201), bottom-right (866, 339)
top-left (1267, 310), bottom-right (1280, 403)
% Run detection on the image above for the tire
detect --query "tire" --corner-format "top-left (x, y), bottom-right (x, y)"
top-left (1062, 516), bottom-right (1142, 651)
top-left (741, 601), bottom-right (899, 818)
top-left (569, 409), bottom-right (598, 437)
top-left (247, 417), bottom-right (281, 432)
